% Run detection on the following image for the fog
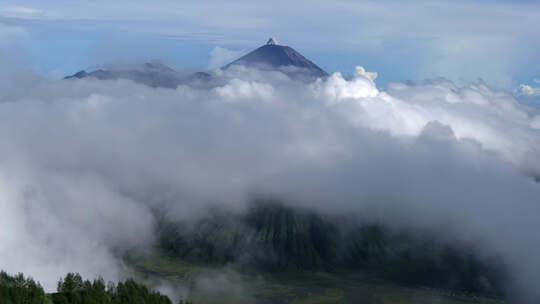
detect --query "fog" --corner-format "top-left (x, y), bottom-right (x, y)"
top-left (0, 65), bottom-right (539, 301)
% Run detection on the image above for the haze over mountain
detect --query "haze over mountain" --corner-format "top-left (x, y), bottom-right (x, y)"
top-left (65, 62), bottom-right (211, 89)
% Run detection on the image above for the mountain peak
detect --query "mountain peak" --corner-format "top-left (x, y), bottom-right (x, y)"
top-left (224, 39), bottom-right (328, 79)
top-left (266, 37), bottom-right (278, 45)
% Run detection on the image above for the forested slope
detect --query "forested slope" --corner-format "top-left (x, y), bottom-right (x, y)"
top-left (157, 200), bottom-right (505, 297)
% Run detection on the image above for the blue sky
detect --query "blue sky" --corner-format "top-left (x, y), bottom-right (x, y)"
top-left (1, 0), bottom-right (540, 90)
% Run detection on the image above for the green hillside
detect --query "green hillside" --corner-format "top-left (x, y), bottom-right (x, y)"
top-left (155, 200), bottom-right (506, 299)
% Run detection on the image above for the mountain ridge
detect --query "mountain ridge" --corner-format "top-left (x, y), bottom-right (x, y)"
top-left (65, 38), bottom-right (328, 87)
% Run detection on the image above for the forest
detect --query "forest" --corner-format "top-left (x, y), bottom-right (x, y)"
top-left (0, 271), bottom-right (192, 304)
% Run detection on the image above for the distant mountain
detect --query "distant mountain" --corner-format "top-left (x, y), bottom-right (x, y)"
top-left (65, 62), bottom-right (211, 88)
top-left (65, 38), bottom-right (328, 87)
top-left (224, 37), bottom-right (328, 79)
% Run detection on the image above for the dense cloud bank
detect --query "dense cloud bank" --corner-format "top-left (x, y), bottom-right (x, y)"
top-left (0, 66), bottom-right (539, 301)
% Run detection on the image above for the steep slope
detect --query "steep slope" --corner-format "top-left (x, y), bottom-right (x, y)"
top-left (156, 200), bottom-right (505, 297)
top-left (224, 38), bottom-right (328, 79)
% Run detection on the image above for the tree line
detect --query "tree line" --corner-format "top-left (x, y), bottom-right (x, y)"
top-left (0, 271), bottom-right (193, 304)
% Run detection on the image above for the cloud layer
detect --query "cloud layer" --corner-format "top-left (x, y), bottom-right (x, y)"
top-left (0, 66), bottom-right (539, 301)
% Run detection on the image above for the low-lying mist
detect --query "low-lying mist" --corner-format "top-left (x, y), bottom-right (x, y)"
top-left (0, 65), bottom-right (539, 301)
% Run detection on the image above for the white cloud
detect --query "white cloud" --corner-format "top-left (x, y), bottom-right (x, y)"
top-left (0, 66), bottom-right (539, 300)
top-left (214, 78), bottom-right (274, 101)
top-left (518, 83), bottom-right (540, 97)
top-left (312, 68), bottom-right (379, 102)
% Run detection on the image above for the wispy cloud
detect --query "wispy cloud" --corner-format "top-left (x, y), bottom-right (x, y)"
top-left (208, 46), bottom-right (245, 69)
top-left (2, 6), bottom-right (41, 16)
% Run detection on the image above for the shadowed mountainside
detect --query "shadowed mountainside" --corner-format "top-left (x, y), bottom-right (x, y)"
top-left (156, 200), bottom-right (506, 298)
top-left (224, 38), bottom-right (328, 79)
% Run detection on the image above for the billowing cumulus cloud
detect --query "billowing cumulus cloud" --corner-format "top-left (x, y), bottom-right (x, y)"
top-left (515, 79), bottom-right (540, 109)
top-left (0, 65), bottom-right (539, 301)
top-left (519, 79), bottom-right (540, 97)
